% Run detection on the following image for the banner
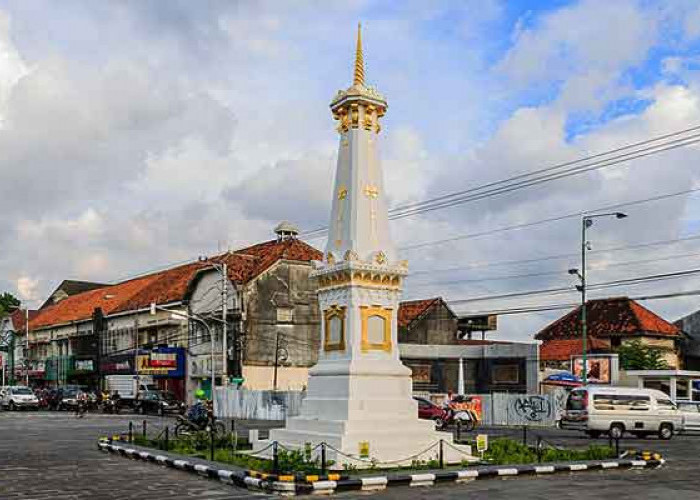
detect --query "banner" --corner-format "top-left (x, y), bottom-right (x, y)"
top-left (137, 348), bottom-right (184, 377)
top-left (572, 356), bottom-right (611, 384)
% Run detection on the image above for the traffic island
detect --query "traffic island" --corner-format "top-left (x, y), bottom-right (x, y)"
top-left (97, 439), bottom-right (666, 496)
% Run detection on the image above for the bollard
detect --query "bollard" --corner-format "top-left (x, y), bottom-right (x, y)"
top-left (128, 421), bottom-right (133, 443)
top-left (210, 426), bottom-right (215, 461)
top-left (321, 442), bottom-right (327, 476)
top-left (142, 420), bottom-right (147, 439)
top-left (164, 426), bottom-right (169, 452)
top-left (272, 441), bottom-right (279, 475)
top-left (455, 419), bottom-right (462, 443)
top-left (231, 419), bottom-right (236, 434)
top-left (536, 436), bottom-right (543, 463)
top-left (439, 439), bottom-right (444, 469)
top-left (522, 425), bottom-right (527, 446)
top-left (615, 436), bottom-right (620, 458)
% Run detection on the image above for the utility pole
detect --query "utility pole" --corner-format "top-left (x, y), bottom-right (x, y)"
top-left (222, 263), bottom-right (228, 387)
top-left (569, 212), bottom-right (627, 385)
top-left (25, 309), bottom-right (29, 386)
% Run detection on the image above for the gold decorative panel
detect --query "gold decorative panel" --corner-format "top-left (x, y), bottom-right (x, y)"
top-left (324, 305), bottom-right (346, 352)
top-left (360, 305), bottom-right (392, 352)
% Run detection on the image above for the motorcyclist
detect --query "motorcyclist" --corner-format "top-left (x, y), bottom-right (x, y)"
top-left (186, 389), bottom-right (209, 427)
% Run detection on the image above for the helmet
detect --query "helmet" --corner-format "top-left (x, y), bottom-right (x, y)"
top-left (195, 389), bottom-right (205, 400)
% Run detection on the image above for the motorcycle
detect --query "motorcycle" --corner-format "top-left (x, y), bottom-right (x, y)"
top-left (174, 413), bottom-right (225, 438)
top-left (101, 398), bottom-right (121, 414)
top-left (435, 396), bottom-right (480, 431)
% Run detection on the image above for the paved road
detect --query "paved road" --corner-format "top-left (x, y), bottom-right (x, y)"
top-left (0, 411), bottom-right (259, 499)
top-left (2, 413), bottom-right (700, 499)
top-left (369, 427), bottom-right (700, 500)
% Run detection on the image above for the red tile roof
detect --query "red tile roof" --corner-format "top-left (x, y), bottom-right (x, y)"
top-left (30, 238), bottom-right (322, 330)
top-left (535, 297), bottom-right (680, 341)
top-left (398, 298), bottom-right (442, 329)
top-left (539, 338), bottom-right (610, 361)
top-left (8, 308), bottom-right (39, 332)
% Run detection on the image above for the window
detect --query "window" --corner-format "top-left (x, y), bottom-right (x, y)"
top-left (656, 399), bottom-right (677, 410)
top-left (566, 390), bottom-right (587, 411)
top-left (593, 394), bottom-right (650, 411)
top-left (678, 403), bottom-right (699, 413)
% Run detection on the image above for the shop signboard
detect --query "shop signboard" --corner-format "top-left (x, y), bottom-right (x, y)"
top-left (137, 347), bottom-right (184, 377)
top-left (572, 355), bottom-right (612, 384)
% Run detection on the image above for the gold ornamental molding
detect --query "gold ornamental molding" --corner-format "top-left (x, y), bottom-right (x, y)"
top-left (360, 305), bottom-right (392, 353)
top-left (324, 305), bottom-right (346, 352)
top-left (316, 269), bottom-right (402, 290)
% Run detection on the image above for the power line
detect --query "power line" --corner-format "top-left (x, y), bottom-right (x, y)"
top-left (409, 233), bottom-right (700, 276)
top-left (302, 125), bottom-right (700, 237)
top-left (407, 249), bottom-right (700, 288)
top-left (446, 266), bottom-right (700, 305)
top-left (452, 288), bottom-right (700, 317)
top-left (400, 186), bottom-right (700, 252)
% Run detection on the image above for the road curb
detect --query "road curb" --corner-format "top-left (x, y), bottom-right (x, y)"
top-left (97, 440), bottom-right (665, 495)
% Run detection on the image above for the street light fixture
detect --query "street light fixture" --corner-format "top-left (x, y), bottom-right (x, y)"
top-left (150, 303), bottom-right (216, 408)
top-left (571, 212), bottom-right (628, 385)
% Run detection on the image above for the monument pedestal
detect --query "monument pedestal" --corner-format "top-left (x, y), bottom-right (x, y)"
top-left (254, 358), bottom-right (474, 467)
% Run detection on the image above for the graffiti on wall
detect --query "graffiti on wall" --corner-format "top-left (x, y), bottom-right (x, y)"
top-left (511, 395), bottom-right (553, 422)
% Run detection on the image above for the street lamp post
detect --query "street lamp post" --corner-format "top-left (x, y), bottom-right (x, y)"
top-left (569, 212), bottom-right (627, 385)
top-left (149, 303), bottom-right (216, 407)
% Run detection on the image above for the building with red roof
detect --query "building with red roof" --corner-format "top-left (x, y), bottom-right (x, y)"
top-left (25, 223), bottom-right (323, 395)
top-left (536, 297), bottom-right (682, 369)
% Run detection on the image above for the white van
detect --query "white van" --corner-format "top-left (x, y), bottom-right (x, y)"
top-left (561, 386), bottom-right (683, 440)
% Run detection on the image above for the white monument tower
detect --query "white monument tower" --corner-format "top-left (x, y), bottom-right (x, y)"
top-left (265, 24), bottom-right (471, 465)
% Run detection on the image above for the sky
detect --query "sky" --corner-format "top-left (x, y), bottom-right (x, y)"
top-left (0, 0), bottom-right (700, 341)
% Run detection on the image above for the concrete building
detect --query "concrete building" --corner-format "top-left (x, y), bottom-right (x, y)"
top-left (26, 224), bottom-right (322, 398)
top-left (675, 308), bottom-right (700, 369)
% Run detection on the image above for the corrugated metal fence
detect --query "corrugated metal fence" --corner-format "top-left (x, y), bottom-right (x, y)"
top-left (477, 391), bottom-right (567, 427)
top-left (214, 388), bottom-right (305, 421)
top-left (214, 388), bottom-right (568, 427)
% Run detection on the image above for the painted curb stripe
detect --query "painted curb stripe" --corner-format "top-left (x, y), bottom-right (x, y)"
top-left (97, 441), bottom-right (665, 495)
top-left (334, 479), bottom-right (364, 492)
top-left (456, 469), bottom-right (479, 479)
top-left (434, 471), bottom-right (459, 482)
top-left (361, 476), bottom-right (388, 486)
top-left (497, 468), bottom-right (519, 476)
top-left (535, 466), bottom-right (555, 474)
top-left (312, 480), bottom-right (337, 491)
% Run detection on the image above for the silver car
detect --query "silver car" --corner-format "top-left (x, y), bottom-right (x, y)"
top-left (677, 401), bottom-right (700, 433)
top-left (1, 386), bottom-right (40, 411)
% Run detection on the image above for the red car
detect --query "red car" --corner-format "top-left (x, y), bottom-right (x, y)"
top-left (414, 396), bottom-right (446, 423)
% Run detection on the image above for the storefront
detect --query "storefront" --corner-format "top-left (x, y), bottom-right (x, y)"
top-left (136, 347), bottom-right (186, 401)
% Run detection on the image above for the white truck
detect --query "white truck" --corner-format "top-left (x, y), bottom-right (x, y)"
top-left (105, 375), bottom-right (156, 406)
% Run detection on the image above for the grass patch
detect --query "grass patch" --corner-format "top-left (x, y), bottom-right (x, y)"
top-left (475, 438), bottom-right (617, 466)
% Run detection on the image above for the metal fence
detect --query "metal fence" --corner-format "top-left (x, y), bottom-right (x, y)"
top-left (476, 391), bottom-right (568, 427)
top-left (214, 388), bottom-right (306, 421)
top-left (213, 388), bottom-right (569, 427)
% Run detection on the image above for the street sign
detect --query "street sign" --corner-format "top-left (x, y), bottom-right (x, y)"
top-left (359, 441), bottom-right (370, 459)
top-left (476, 434), bottom-right (488, 453)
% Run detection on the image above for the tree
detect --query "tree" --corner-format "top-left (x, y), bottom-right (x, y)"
top-left (617, 339), bottom-right (669, 370)
top-left (0, 292), bottom-right (21, 317)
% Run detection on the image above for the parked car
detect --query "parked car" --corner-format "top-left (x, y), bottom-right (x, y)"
top-left (414, 396), bottom-right (445, 421)
top-left (0, 386), bottom-right (40, 411)
top-left (134, 390), bottom-right (185, 416)
top-left (561, 386), bottom-right (683, 440)
top-left (677, 401), bottom-right (700, 433)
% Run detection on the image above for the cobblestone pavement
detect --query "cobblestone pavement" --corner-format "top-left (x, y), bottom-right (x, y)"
top-left (0, 411), bottom-right (261, 499)
top-left (3, 414), bottom-right (700, 499)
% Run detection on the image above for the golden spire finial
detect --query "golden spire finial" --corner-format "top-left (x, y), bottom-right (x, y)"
top-left (353, 22), bottom-right (365, 87)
